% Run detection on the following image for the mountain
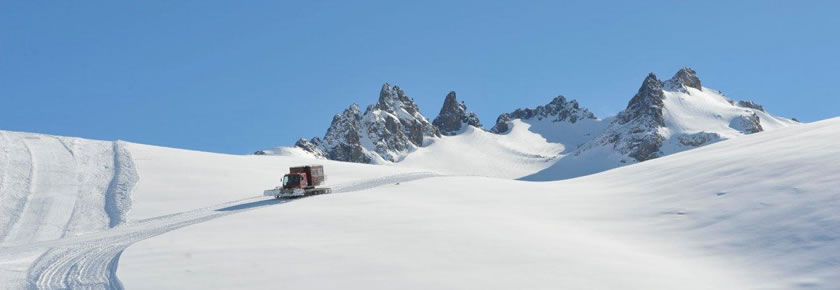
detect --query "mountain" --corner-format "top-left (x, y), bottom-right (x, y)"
top-left (290, 83), bottom-right (441, 163)
top-left (524, 67), bottom-right (798, 180)
top-left (264, 67), bottom-right (798, 180)
top-left (432, 91), bottom-right (482, 136)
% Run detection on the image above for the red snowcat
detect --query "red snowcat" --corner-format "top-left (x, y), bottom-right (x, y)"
top-left (264, 165), bottom-right (332, 199)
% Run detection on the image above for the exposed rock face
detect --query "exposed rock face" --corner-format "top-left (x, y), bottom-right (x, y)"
top-left (677, 132), bottom-right (721, 147)
top-left (730, 113), bottom-right (764, 134)
top-left (360, 83), bottom-right (440, 161)
top-left (598, 73), bottom-right (668, 161)
top-left (294, 137), bottom-right (326, 159)
top-left (490, 95), bottom-right (596, 133)
top-left (295, 83), bottom-right (440, 163)
top-left (736, 100), bottom-right (765, 112)
top-left (619, 73), bottom-right (666, 127)
top-left (432, 91), bottom-right (482, 135)
top-left (318, 104), bottom-right (370, 163)
top-left (491, 114), bottom-right (513, 134)
top-left (664, 67), bottom-right (702, 91)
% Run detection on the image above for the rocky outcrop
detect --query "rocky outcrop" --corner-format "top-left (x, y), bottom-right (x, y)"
top-left (490, 95), bottom-right (596, 133)
top-left (318, 104), bottom-right (370, 163)
top-left (677, 132), bottom-right (721, 147)
top-left (736, 100), bottom-right (765, 112)
top-left (730, 113), bottom-right (764, 134)
top-left (490, 114), bottom-right (513, 134)
top-left (432, 91), bottom-right (482, 135)
top-left (600, 73), bottom-right (668, 161)
top-left (664, 67), bottom-right (702, 91)
top-left (294, 138), bottom-right (326, 159)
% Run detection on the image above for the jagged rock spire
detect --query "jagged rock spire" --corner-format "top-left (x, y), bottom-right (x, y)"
top-left (606, 73), bottom-right (668, 162)
top-left (319, 104), bottom-right (370, 162)
top-left (433, 91), bottom-right (482, 136)
top-left (665, 67), bottom-right (702, 91)
top-left (297, 83), bottom-right (441, 163)
top-left (619, 73), bottom-right (665, 126)
top-left (377, 83), bottom-right (421, 116)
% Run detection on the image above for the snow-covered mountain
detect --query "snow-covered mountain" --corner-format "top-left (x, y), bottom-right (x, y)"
top-left (283, 83), bottom-right (441, 164)
top-left (264, 67), bottom-right (798, 180)
top-left (525, 68), bottom-right (798, 180)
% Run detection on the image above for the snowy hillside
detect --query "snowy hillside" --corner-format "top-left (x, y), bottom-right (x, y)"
top-left (0, 117), bottom-right (838, 289)
top-left (117, 117), bottom-right (839, 289)
top-left (0, 131), bottom-right (137, 289)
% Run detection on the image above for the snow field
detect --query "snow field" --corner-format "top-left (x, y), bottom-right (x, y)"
top-left (121, 118), bottom-right (839, 289)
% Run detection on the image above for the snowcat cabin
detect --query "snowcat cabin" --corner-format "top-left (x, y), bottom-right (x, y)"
top-left (288, 165), bottom-right (325, 189)
top-left (282, 174), bottom-right (306, 189)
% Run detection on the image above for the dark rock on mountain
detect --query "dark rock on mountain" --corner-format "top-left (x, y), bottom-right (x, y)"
top-left (295, 83), bottom-right (440, 163)
top-left (590, 73), bottom-right (667, 162)
top-left (736, 100), bottom-right (765, 112)
top-left (677, 132), bottom-right (721, 147)
top-left (619, 73), bottom-right (666, 127)
top-left (490, 95), bottom-right (596, 133)
top-left (664, 67), bottom-right (702, 91)
top-left (320, 104), bottom-right (370, 163)
top-left (361, 83), bottom-right (440, 161)
top-left (491, 114), bottom-right (513, 134)
top-left (294, 137), bottom-right (326, 159)
top-left (432, 91), bottom-right (482, 136)
top-left (730, 112), bottom-right (764, 134)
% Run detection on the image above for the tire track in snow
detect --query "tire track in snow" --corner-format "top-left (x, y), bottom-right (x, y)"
top-left (5, 172), bottom-right (441, 289)
top-left (0, 133), bottom-right (36, 242)
top-left (5, 136), bottom-right (79, 244)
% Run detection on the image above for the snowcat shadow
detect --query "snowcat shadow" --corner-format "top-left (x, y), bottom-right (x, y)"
top-left (215, 198), bottom-right (292, 212)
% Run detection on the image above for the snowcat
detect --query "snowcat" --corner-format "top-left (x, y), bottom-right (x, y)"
top-left (264, 165), bottom-right (332, 199)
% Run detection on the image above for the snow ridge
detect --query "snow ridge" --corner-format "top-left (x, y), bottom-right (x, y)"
top-left (105, 141), bottom-right (139, 228)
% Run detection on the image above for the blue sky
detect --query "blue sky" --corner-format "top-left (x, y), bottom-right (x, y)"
top-left (1, 0), bottom-right (838, 154)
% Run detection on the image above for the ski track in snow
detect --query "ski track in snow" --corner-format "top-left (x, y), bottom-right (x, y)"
top-left (0, 166), bottom-right (439, 289)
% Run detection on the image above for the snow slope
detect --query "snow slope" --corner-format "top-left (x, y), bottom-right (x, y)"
top-left (395, 120), bottom-right (566, 178)
top-left (118, 118), bottom-right (839, 289)
top-left (0, 117), bottom-right (836, 289)
top-left (0, 131), bottom-right (137, 288)
top-left (0, 133), bottom-right (435, 289)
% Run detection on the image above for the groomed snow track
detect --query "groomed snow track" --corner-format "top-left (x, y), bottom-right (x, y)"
top-left (0, 140), bottom-right (440, 290)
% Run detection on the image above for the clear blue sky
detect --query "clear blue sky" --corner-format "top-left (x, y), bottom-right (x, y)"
top-left (1, 1), bottom-right (838, 154)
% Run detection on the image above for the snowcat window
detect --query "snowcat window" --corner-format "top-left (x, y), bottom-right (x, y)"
top-left (283, 175), bottom-right (300, 187)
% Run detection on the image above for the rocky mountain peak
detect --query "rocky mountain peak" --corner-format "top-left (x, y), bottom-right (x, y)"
top-left (377, 83), bottom-right (421, 116)
top-left (490, 95), bottom-right (596, 133)
top-left (596, 73), bottom-right (669, 162)
top-left (618, 73), bottom-right (665, 126)
top-left (664, 67), bottom-right (702, 91)
top-left (433, 91), bottom-right (482, 136)
top-left (297, 83), bottom-right (440, 163)
top-left (300, 103), bottom-right (370, 163)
